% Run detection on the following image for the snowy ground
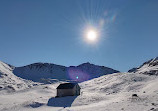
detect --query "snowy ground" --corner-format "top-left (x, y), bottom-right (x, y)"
top-left (1, 72), bottom-right (158, 111)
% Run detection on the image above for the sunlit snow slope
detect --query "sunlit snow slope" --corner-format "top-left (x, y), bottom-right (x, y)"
top-left (0, 72), bottom-right (158, 111)
top-left (0, 61), bottom-right (36, 92)
top-left (129, 57), bottom-right (158, 75)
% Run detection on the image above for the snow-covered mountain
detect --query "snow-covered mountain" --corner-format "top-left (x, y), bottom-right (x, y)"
top-left (128, 57), bottom-right (158, 75)
top-left (13, 63), bottom-right (67, 82)
top-left (13, 62), bottom-right (119, 82)
top-left (0, 61), bottom-right (36, 92)
top-left (1, 58), bottom-right (158, 111)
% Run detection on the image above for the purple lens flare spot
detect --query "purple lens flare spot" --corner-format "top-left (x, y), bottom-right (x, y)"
top-left (67, 67), bottom-right (90, 82)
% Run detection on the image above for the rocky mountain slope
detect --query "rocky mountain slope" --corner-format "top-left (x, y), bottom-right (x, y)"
top-left (128, 57), bottom-right (158, 75)
top-left (13, 62), bottom-right (119, 82)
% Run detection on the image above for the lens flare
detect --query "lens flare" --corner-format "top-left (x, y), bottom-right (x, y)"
top-left (67, 67), bottom-right (90, 82)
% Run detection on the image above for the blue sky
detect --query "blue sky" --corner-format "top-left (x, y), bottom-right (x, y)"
top-left (0, 0), bottom-right (158, 72)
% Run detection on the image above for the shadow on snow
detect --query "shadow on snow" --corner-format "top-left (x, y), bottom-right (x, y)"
top-left (47, 96), bottom-right (77, 107)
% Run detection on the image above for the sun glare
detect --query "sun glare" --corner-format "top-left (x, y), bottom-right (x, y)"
top-left (87, 30), bottom-right (97, 41)
top-left (83, 26), bottom-right (100, 44)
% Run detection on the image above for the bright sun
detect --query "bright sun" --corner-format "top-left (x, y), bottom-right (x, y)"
top-left (87, 30), bottom-right (97, 41)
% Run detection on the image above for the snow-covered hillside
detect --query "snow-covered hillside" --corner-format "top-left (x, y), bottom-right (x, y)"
top-left (0, 61), bottom-right (37, 92)
top-left (0, 72), bottom-right (158, 111)
top-left (128, 57), bottom-right (158, 75)
top-left (13, 62), bottom-right (119, 82)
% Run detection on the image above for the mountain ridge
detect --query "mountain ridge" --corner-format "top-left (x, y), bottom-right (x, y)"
top-left (1, 56), bottom-right (158, 84)
top-left (13, 62), bottom-right (119, 82)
